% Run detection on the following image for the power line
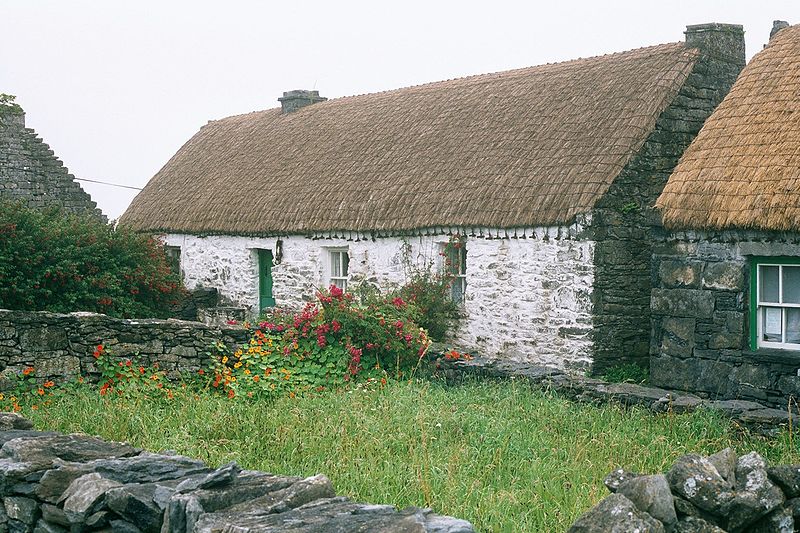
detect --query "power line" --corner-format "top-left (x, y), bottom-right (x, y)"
top-left (74, 177), bottom-right (143, 191)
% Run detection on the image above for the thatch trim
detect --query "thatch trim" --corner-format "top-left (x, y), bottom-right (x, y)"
top-left (121, 43), bottom-right (699, 235)
top-left (658, 25), bottom-right (800, 231)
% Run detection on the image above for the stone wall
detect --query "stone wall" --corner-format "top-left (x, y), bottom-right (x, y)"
top-left (570, 448), bottom-right (799, 532)
top-left (165, 225), bottom-right (596, 371)
top-left (650, 230), bottom-right (800, 408)
top-left (0, 413), bottom-right (473, 533)
top-left (0, 309), bottom-right (248, 384)
top-left (0, 106), bottom-right (104, 221)
top-left (587, 24), bottom-right (745, 374)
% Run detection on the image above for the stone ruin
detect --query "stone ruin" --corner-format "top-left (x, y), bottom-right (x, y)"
top-left (0, 413), bottom-right (474, 533)
top-left (570, 448), bottom-right (800, 532)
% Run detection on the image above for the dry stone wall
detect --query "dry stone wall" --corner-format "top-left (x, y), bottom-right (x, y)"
top-left (0, 413), bottom-right (474, 533)
top-left (0, 106), bottom-right (104, 220)
top-left (570, 448), bottom-right (800, 533)
top-left (0, 309), bottom-right (248, 384)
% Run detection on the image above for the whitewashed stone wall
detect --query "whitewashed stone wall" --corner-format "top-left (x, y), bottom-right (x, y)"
top-left (164, 230), bottom-right (595, 370)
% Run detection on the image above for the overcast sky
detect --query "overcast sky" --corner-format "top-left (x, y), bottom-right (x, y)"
top-left (2, 1), bottom-right (798, 220)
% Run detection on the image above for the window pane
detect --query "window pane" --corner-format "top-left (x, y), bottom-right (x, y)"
top-left (342, 252), bottom-right (349, 276)
top-left (331, 252), bottom-right (341, 277)
top-left (762, 307), bottom-right (783, 342)
top-left (787, 308), bottom-right (800, 344)
top-left (784, 266), bottom-right (800, 303)
top-left (760, 266), bottom-right (780, 303)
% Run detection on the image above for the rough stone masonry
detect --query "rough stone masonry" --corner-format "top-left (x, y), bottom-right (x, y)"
top-left (0, 412), bottom-right (474, 533)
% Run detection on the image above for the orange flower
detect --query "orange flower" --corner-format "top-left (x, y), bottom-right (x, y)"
top-left (22, 367), bottom-right (34, 376)
top-left (252, 375), bottom-right (260, 382)
top-left (43, 381), bottom-right (55, 388)
top-left (197, 369), bottom-right (205, 376)
top-left (31, 404), bottom-right (38, 410)
top-left (139, 366), bottom-right (145, 375)
top-left (227, 388), bottom-right (235, 399)
top-left (36, 388), bottom-right (44, 396)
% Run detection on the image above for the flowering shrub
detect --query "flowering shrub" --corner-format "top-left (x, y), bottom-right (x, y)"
top-left (92, 344), bottom-right (176, 400)
top-left (0, 202), bottom-right (185, 318)
top-left (207, 285), bottom-right (430, 398)
top-left (0, 366), bottom-right (57, 413)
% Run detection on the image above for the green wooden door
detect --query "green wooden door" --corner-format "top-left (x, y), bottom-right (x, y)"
top-left (258, 249), bottom-right (275, 310)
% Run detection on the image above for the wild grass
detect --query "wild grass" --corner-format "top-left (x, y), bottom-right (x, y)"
top-left (21, 378), bottom-right (800, 532)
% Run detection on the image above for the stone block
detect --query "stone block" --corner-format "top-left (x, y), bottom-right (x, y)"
top-left (651, 288), bottom-right (715, 319)
top-left (658, 260), bottom-right (702, 288)
top-left (709, 332), bottom-right (743, 350)
top-left (702, 261), bottom-right (745, 291)
top-left (650, 355), bottom-right (732, 396)
top-left (17, 327), bottom-right (68, 352)
top-left (659, 317), bottom-right (696, 357)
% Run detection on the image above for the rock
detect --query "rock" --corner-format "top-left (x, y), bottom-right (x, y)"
top-left (108, 519), bottom-right (142, 533)
top-left (705, 400), bottom-right (765, 416)
top-left (0, 431), bottom-right (59, 455)
top-left (0, 414), bottom-right (33, 431)
top-left (105, 483), bottom-right (163, 533)
top-left (175, 461), bottom-right (240, 493)
top-left (32, 520), bottom-right (66, 533)
top-left (749, 507), bottom-right (793, 533)
top-left (36, 461), bottom-right (94, 503)
top-left (618, 474), bottom-right (677, 528)
top-left (85, 511), bottom-right (110, 528)
top-left (673, 516), bottom-right (727, 533)
top-left (1, 435), bottom-right (139, 466)
top-left (785, 497), bottom-right (800, 520)
top-left (60, 473), bottom-right (122, 524)
top-left (194, 497), bottom-right (475, 533)
top-left (38, 505), bottom-right (68, 527)
top-left (91, 452), bottom-right (209, 484)
top-left (222, 474), bottom-right (335, 515)
top-left (768, 465), bottom-right (800, 498)
top-left (666, 454), bottom-right (733, 513)
top-left (707, 448), bottom-right (736, 488)
top-left (4, 496), bottom-right (38, 524)
top-left (603, 468), bottom-right (640, 493)
top-left (568, 493), bottom-right (664, 533)
top-left (720, 452), bottom-right (784, 532)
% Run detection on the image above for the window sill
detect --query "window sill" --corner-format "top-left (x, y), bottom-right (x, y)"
top-left (742, 347), bottom-right (800, 365)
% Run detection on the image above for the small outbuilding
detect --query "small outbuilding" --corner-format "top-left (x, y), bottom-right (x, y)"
top-left (121, 24), bottom-right (744, 373)
top-left (652, 22), bottom-right (800, 406)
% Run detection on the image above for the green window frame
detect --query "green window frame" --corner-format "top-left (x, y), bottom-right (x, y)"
top-left (258, 249), bottom-right (275, 311)
top-left (749, 256), bottom-right (800, 350)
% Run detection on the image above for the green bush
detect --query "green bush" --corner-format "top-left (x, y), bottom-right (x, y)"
top-left (0, 202), bottom-right (184, 318)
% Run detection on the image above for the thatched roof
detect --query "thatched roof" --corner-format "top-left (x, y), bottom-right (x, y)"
top-left (121, 42), bottom-right (700, 235)
top-left (658, 25), bottom-right (800, 232)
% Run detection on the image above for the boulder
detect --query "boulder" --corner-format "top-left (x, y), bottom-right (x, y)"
top-left (568, 493), bottom-right (664, 533)
top-left (4, 496), bottom-right (38, 524)
top-left (673, 516), bottom-right (727, 533)
top-left (721, 452), bottom-right (784, 532)
top-left (603, 468), bottom-right (640, 493)
top-left (105, 483), bottom-right (164, 533)
top-left (768, 465), bottom-right (800, 498)
top-left (618, 475), bottom-right (677, 528)
top-left (666, 454), bottom-right (733, 513)
top-left (60, 473), bottom-right (122, 524)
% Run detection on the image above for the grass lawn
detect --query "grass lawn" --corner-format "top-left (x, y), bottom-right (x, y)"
top-left (19, 378), bottom-right (800, 532)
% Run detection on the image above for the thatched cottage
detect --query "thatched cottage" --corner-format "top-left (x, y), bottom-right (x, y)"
top-left (121, 24), bottom-right (744, 373)
top-left (652, 22), bottom-right (800, 406)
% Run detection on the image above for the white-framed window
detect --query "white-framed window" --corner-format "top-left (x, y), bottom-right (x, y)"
top-left (443, 240), bottom-right (467, 304)
top-left (755, 261), bottom-right (800, 349)
top-left (326, 248), bottom-right (349, 291)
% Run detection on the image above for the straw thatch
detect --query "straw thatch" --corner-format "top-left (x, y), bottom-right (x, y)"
top-left (658, 25), bottom-right (800, 232)
top-left (121, 43), bottom-right (699, 235)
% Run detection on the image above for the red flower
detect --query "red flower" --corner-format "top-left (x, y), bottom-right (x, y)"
top-left (197, 369), bottom-right (205, 376)
top-left (227, 388), bottom-right (235, 399)
top-left (329, 285), bottom-right (343, 299)
top-left (139, 366), bottom-right (145, 375)
top-left (392, 297), bottom-right (406, 308)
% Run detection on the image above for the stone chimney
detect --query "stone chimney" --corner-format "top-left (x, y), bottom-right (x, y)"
top-left (685, 23), bottom-right (746, 70)
top-left (770, 20), bottom-right (790, 40)
top-left (278, 90), bottom-right (327, 114)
